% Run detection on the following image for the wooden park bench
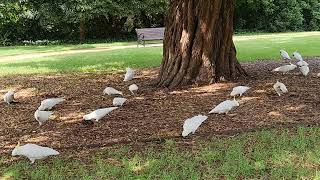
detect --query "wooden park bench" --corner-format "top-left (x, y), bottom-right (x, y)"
top-left (135, 27), bottom-right (165, 47)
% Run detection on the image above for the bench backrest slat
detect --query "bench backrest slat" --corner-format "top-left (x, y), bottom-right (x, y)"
top-left (135, 27), bottom-right (165, 40)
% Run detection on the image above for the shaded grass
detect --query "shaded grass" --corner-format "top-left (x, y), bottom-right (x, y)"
top-left (2, 127), bottom-right (320, 179)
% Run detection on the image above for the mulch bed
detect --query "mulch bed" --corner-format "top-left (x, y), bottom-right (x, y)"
top-left (0, 58), bottom-right (319, 157)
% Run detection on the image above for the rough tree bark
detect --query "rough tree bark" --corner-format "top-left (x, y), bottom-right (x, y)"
top-left (157, 0), bottom-right (247, 88)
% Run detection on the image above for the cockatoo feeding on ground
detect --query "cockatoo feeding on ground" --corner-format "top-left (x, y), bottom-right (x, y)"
top-left (272, 63), bottom-right (297, 74)
top-left (3, 90), bottom-right (15, 104)
top-left (129, 84), bottom-right (138, 94)
top-left (299, 65), bottom-right (310, 76)
top-left (273, 81), bottom-right (288, 96)
top-left (103, 87), bottom-right (123, 96)
top-left (34, 110), bottom-right (53, 126)
top-left (293, 51), bottom-right (303, 61)
top-left (182, 115), bottom-right (208, 137)
top-left (113, 97), bottom-right (127, 106)
top-left (230, 86), bottom-right (250, 97)
top-left (124, 68), bottom-right (135, 81)
top-left (38, 98), bottom-right (65, 111)
top-left (280, 50), bottom-right (291, 61)
top-left (209, 99), bottom-right (240, 114)
top-left (83, 107), bottom-right (118, 122)
top-left (12, 143), bottom-right (59, 164)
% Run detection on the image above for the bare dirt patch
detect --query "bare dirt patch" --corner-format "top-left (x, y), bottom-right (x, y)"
top-left (0, 59), bottom-right (319, 157)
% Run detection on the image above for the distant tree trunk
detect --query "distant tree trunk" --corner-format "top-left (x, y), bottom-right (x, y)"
top-left (157, 0), bottom-right (247, 88)
top-left (79, 19), bottom-right (85, 42)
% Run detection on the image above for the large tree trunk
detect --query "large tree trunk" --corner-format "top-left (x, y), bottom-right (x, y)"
top-left (157, 0), bottom-right (247, 88)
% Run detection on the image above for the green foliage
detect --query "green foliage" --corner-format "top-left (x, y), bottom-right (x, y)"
top-left (1, 0), bottom-right (320, 44)
top-left (235, 0), bottom-right (320, 32)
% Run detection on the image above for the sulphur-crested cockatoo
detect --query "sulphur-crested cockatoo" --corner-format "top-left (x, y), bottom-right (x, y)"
top-left (3, 90), bottom-right (15, 104)
top-left (280, 50), bottom-right (291, 61)
top-left (273, 81), bottom-right (288, 96)
top-left (124, 68), bottom-right (135, 81)
top-left (317, 73), bottom-right (320, 77)
top-left (299, 66), bottom-right (309, 76)
top-left (38, 98), bottom-right (65, 111)
top-left (230, 86), bottom-right (250, 97)
top-left (34, 110), bottom-right (53, 126)
top-left (83, 107), bottom-right (118, 122)
top-left (293, 51), bottom-right (303, 61)
top-left (297, 60), bottom-right (309, 67)
top-left (103, 87), bottom-right (123, 96)
top-left (272, 63), bottom-right (297, 74)
top-left (182, 115), bottom-right (208, 137)
top-left (129, 84), bottom-right (138, 94)
top-left (209, 99), bottom-right (240, 114)
top-left (12, 143), bottom-right (59, 164)
top-left (113, 97), bottom-right (127, 106)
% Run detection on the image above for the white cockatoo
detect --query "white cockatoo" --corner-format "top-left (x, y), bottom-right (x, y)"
top-left (3, 90), bottom-right (15, 104)
top-left (272, 63), bottom-right (297, 74)
top-left (129, 84), bottom-right (139, 94)
top-left (293, 51), bottom-right (303, 61)
top-left (280, 50), bottom-right (291, 61)
top-left (34, 110), bottom-right (53, 126)
top-left (103, 87), bottom-right (123, 96)
top-left (38, 98), bottom-right (65, 111)
top-left (230, 86), bottom-right (250, 97)
top-left (182, 115), bottom-right (208, 137)
top-left (273, 81), bottom-right (288, 96)
top-left (12, 143), bottom-right (59, 164)
top-left (124, 68), bottom-right (135, 81)
top-left (297, 60), bottom-right (309, 67)
top-left (113, 97), bottom-right (127, 106)
top-left (317, 73), bottom-right (320, 78)
top-left (299, 65), bottom-right (309, 76)
top-left (209, 99), bottom-right (240, 114)
top-left (83, 107), bottom-right (118, 122)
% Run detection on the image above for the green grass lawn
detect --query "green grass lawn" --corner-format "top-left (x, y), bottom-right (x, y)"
top-left (0, 32), bottom-right (319, 77)
top-left (2, 126), bottom-right (320, 179)
top-left (0, 47), bottom-right (162, 77)
top-left (0, 41), bottom-right (137, 57)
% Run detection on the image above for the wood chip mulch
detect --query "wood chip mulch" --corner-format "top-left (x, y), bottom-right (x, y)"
top-left (0, 58), bottom-right (319, 156)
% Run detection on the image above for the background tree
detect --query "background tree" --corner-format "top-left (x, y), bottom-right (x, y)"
top-left (157, 0), bottom-right (247, 88)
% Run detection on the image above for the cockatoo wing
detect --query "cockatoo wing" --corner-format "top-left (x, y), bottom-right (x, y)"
top-left (129, 84), bottom-right (139, 94)
top-left (12, 144), bottom-right (59, 163)
top-left (103, 87), bottom-right (123, 96)
top-left (3, 91), bottom-right (14, 104)
top-left (299, 66), bottom-right (309, 76)
top-left (38, 98), bottom-right (65, 110)
top-left (113, 97), bottom-right (127, 106)
top-left (209, 100), bottom-right (233, 114)
top-left (272, 64), bottom-right (297, 72)
top-left (84, 107), bottom-right (118, 121)
top-left (293, 52), bottom-right (303, 61)
top-left (230, 86), bottom-right (250, 96)
top-left (280, 50), bottom-right (291, 60)
top-left (34, 110), bottom-right (53, 125)
top-left (297, 61), bottom-right (309, 66)
top-left (182, 115), bottom-right (208, 137)
top-left (124, 68), bottom-right (135, 81)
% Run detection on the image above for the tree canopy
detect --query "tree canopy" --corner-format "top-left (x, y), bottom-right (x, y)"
top-left (0, 0), bottom-right (319, 44)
